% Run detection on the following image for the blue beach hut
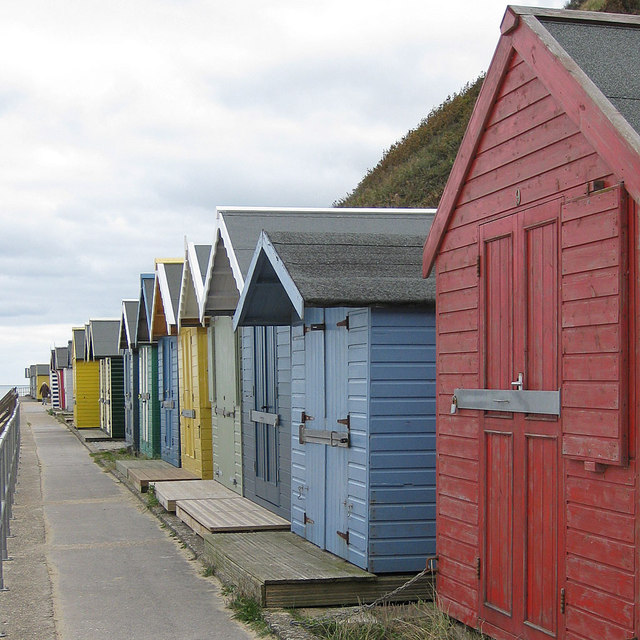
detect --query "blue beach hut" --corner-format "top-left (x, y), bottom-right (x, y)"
top-left (234, 228), bottom-right (437, 573)
top-left (150, 258), bottom-right (184, 467)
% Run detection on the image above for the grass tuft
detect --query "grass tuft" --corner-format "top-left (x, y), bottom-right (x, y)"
top-left (222, 585), bottom-right (270, 636)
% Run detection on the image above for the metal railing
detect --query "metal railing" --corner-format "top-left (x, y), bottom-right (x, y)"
top-left (0, 388), bottom-right (20, 596)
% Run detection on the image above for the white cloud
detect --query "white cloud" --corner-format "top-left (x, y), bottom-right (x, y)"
top-left (0, 0), bottom-right (567, 382)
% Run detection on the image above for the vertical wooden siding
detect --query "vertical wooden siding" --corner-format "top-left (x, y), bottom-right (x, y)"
top-left (139, 346), bottom-right (160, 457)
top-left (179, 328), bottom-right (212, 478)
top-left (241, 325), bottom-right (292, 520)
top-left (435, 50), bottom-right (630, 633)
top-left (158, 336), bottom-right (181, 467)
top-left (73, 360), bottom-right (100, 428)
top-left (368, 308), bottom-right (437, 573)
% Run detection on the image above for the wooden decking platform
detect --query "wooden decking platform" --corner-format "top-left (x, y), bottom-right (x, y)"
top-left (77, 428), bottom-right (120, 442)
top-left (203, 531), bottom-right (434, 608)
top-left (176, 497), bottom-right (290, 535)
top-left (114, 459), bottom-right (199, 492)
top-left (153, 479), bottom-right (237, 512)
top-left (115, 459), bottom-right (169, 478)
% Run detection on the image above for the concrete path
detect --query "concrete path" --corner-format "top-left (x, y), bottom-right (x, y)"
top-left (1, 401), bottom-right (257, 640)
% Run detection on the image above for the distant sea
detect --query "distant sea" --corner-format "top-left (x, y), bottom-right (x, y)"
top-left (0, 384), bottom-right (28, 399)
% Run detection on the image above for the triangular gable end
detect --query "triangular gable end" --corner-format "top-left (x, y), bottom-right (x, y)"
top-left (151, 259), bottom-right (183, 340)
top-left (201, 215), bottom-right (245, 321)
top-left (233, 231), bottom-right (304, 329)
top-left (178, 241), bottom-right (210, 328)
top-left (136, 274), bottom-right (155, 344)
top-left (423, 5), bottom-right (640, 276)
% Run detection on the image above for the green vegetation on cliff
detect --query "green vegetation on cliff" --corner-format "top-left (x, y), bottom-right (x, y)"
top-left (336, 0), bottom-right (639, 209)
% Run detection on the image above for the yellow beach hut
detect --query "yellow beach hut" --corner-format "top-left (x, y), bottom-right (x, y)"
top-left (177, 240), bottom-right (212, 479)
top-left (72, 326), bottom-right (100, 428)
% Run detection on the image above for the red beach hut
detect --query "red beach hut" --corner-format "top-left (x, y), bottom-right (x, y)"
top-left (423, 7), bottom-right (640, 640)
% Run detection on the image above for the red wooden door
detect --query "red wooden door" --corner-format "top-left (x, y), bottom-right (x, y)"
top-left (479, 201), bottom-right (562, 639)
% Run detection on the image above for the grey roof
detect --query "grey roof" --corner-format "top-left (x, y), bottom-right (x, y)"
top-left (195, 244), bottom-right (210, 281)
top-left (136, 274), bottom-right (155, 343)
top-left (72, 328), bottom-right (86, 361)
top-left (119, 300), bottom-right (139, 350)
top-left (268, 231), bottom-right (435, 306)
top-left (540, 16), bottom-right (640, 136)
top-left (223, 209), bottom-right (435, 280)
top-left (53, 346), bottom-right (70, 369)
top-left (35, 364), bottom-right (49, 375)
top-left (165, 262), bottom-right (184, 315)
top-left (89, 319), bottom-right (121, 358)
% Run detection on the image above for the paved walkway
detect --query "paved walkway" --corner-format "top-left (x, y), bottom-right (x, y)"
top-left (1, 401), bottom-right (257, 640)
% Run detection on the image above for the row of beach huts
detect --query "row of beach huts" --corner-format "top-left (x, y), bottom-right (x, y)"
top-left (25, 7), bottom-right (640, 640)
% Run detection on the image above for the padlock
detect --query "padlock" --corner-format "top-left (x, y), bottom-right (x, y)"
top-left (450, 395), bottom-right (458, 414)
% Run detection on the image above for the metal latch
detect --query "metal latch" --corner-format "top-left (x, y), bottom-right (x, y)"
top-left (304, 513), bottom-right (314, 525)
top-left (336, 316), bottom-right (349, 330)
top-left (337, 530), bottom-right (349, 544)
top-left (299, 424), bottom-right (350, 448)
top-left (511, 372), bottom-right (524, 391)
top-left (215, 406), bottom-right (235, 418)
top-left (476, 557), bottom-right (481, 579)
top-left (181, 409), bottom-right (196, 418)
top-left (162, 400), bottom-right (175, 409)
top-left (304, 323), bottom-right (325, 334)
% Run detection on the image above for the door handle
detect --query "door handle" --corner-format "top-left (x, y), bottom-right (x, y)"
top-left (511, 372), bottom-right (524, 391)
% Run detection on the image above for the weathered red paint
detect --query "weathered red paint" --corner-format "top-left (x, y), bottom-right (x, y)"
top-left (425, 7), bottom-right (640, 640)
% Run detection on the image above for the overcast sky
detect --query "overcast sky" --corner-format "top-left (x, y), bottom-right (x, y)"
top-left (1, 0), bottom-right (567, 384)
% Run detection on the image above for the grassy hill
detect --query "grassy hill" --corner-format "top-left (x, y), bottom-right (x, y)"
top-left (336, 0), bottom-right (639, 209)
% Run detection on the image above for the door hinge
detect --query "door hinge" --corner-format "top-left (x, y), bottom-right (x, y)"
top-left (336, 316), bottom-right (349, 330)
top-left (301, 411), bottom-right (314, 422)
top-left (337, 530), bottom-right (349, 544)
top-left (304, 512), bottom-right (314, 525)
top-left (560, 588), bottom-right (566, 614)
top-left (254, 461), bottom-right (257, 473)
top-left (476, 255), bottom-right (481, 277)
top-left (475, 557), bottom-right (481, 579)
top-left (304, 323), bottom-right (325, 334)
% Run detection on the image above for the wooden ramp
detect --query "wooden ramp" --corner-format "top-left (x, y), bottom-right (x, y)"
top-left (204, 531), bottom-right (434, 608)
top-left (153, 480), bottom-right (236, 512)
top-left (176, 497), bottom-right (290, 536)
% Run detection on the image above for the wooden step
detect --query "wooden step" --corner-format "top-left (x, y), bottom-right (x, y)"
top-left (154, 480), bottom-right (237, 512)
top-left (176, 498), bottom-right (290, 535)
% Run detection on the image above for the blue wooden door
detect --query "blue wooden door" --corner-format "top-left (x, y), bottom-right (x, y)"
top-left (160, 337), bottom-right (179, 466)
top-left (302, 307), bottom-right (350, 559)
top-left (254, 326), bottom-right (280, 505)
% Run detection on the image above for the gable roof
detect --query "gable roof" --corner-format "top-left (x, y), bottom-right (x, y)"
top-left (87, 319), bottom-right (121, 359)
top-left (51, 346), bottom-right (70, 370)
top-left (150, 258), bottom-right (184, 339)
top-left (136, 273), bottom-right (156, 344)
top-left (423, 5), bottom-right (640, 276)
top-left (119, 299), bottom-right (139, 351)
top-left (72, 327), bottom-right (85, 361)
top-left (178, 240), bottom-right (211, 328)
top-left (234, 227), bottom-right (435, 327)
top-left (202, 207), bottom-right (436, 321)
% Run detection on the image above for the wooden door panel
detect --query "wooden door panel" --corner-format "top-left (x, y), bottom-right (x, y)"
top-left (525, 434), bottom-right (558, 635)
top-left (526, 220), bottom-right (558, 392)
top-left (484, 430), bottom-right (513, 615)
